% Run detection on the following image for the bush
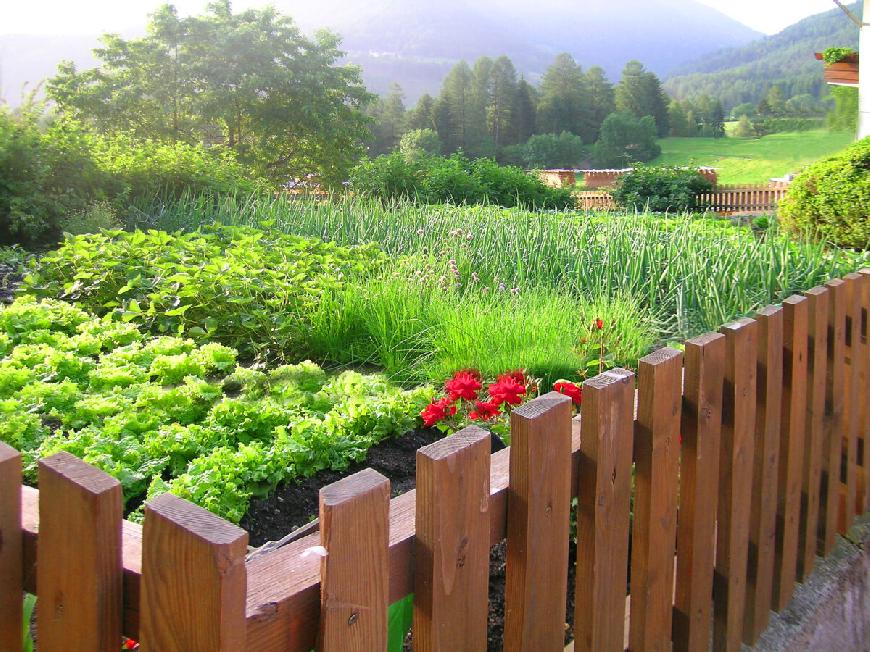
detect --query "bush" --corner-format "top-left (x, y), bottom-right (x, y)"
top-left (399, 129), bottom-right (442, 161)
top-left (594, 112), bottom-right (661, 168)
top-left (778, 137), bottom-right (870, 249)
top-left (611, 166), bottom-right (714, 213)
top-left (521, 132), bottom-right (585, 169)
top-left (349, 152), bottom-right (574, 209)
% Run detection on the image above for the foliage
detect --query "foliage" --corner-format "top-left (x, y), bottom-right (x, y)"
top-left (615, 60), bottom-right (670, 136)
top-left (612, 166), bottom-right (713, 213)
top-left (0, 296), bottom-right (432, 522)
top-left (594, 112), bottom-right (661, 168)
top-left (47, 2), bottom-right (372, 185)
top-left (519, 132), bottom-right (585, 169)
top-left (821, 47), bottom-right (858, 65)
top-left (778, 137), bottom-right (870, 249)
top-left (349, 152), bottom-right (574, 209)
top-left (734, 115), bottom-right (755, 138)
top-left (399, 129), bottom-right (442, 161)
top-left (22, 227), bottom-right (385, 360)
top-left (828, 86), bottom-right (859, 132)
top-left (23, 593), bottom-right (36, 652)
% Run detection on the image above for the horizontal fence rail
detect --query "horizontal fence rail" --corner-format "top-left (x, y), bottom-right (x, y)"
top-left (576, 183), bottom-right (791, 214)
top-left (1, 268), bottom-right (868, 651)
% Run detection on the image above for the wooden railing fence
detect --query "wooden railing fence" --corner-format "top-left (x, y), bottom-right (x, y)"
top-left (1, 268), bottom-right (868, 652)
top-left (576, 183), bottom-right (791, 214)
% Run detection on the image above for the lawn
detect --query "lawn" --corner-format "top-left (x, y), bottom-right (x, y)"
top-left (652, 130), bottom-right (855, 184)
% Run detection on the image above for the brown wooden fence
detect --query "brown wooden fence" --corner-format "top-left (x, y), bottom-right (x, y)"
top-left (1, 268), bottom-right (868, 652)
top-left (576, 183), bottom-right (791, 214)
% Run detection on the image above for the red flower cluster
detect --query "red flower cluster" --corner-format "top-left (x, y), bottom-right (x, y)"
top-left (488, 372), bottom-right (527, 406)
top-left (469, 400), bottom-right (501, 421)
top-left (421, 397), bottom-right (457, 427)
top-left (123, 640), bottom-right (139, 651)
top-left (554, 380), bottom-right (582, 407)
top-left (594, 318), bottom-right (604, 330)
top-left (444, 370), bottom-right (483, 401)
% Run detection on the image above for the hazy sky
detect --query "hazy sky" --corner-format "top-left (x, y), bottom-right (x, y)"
top-left (0, 0), bottom-right (844, 36)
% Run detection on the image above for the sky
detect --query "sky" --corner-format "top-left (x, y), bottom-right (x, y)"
top-left (0, 0), bottom-right (844, 36)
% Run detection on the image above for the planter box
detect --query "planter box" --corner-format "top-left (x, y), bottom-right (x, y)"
top-left (815, 52), bottom-right (859, 87)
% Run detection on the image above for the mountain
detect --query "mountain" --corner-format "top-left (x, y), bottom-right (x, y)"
top-left (1, 0), bottom-right (760, 106)
top-left (664, 3), bottom-right (861, 110)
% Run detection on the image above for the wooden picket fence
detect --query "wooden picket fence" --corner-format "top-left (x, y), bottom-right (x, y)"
top-left (576, 183), bottom-right (790, 214)
top-left (1, 269), bottom-right (868, 652)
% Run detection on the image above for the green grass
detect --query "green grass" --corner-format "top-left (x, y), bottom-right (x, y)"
top-left (652, 130), bottom-right (855, 184)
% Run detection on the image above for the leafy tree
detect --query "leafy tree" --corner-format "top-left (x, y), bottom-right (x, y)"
top-left (615, 61), bottom-right (670, 137)
top-left (521, 132), bottom-right (585, 169)
top-left (399, 128), bottom-right (442, 161)
top-left (47, 2), bottom-right (372, 186)
top-left (593, 112), bottom-right (661, 168)
top-left (368, 83), bottom-right (407, 155)
top-left (536, 54), bottom-right (594, 142)
top-left (731, 102), bottom-right (757, 120)
top-left (585, 67), bottom-right (616, 142)
top-left (486, 56), bottom-right (519, 148)
top-left (407, 94), bottom-right (437, 131)
top-left (668, 101), bottom-right (690, 137)
top-left (734, 114), bottom-right (755, 138)
top-left (511, 79), bottom-right (537, 145)
top-left (612, 165), bottom-right (713, 212)
top-left (437, 61), bottom-right (475, 153)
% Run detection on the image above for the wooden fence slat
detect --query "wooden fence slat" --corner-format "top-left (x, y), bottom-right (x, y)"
top-left (819, 279), bottom-right (846, 553)
top-left (842, 274), bottom-right (862, 524)
top-left (317, 469), bottom-right (390, 652)
top-left (797, 288), bottom-right (828, 581)
top-left (770, 297), bottom-right (805, 611)
top-left (858, 270), bottom-right (870, 513)
top-left (413, 426), bottom-right (491, 652)
top-left (673, 333), bottom-right (725, 652)
top-left (630, 349), bottom-right (683, 652)
top-left (574, 369), bottom-right (635, 652)
top-left (714, 318), bottom-right (758, 652)
top-left (0, 443), bottom-right (22, 652)
top-left (504, 392), bottom-right (573, 652)
top-left (744, 306), bottom-right (783, 643)
top-left (37, 451), bottom-right (123, 651)
top-left (140, 493), bottom-right (248, 652)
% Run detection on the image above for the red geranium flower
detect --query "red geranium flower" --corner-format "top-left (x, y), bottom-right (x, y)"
top-left (594, 318), bottom-right (604, 330)
top-left (554, 380), bottom-right (583, 406)
top-left (123, 641), bottom-right (139, 651)
top-left (469, 400), bottom-right (501, 421)
top-left (499, 370), bottom-right (526, 386)
top-left (421, 398), bottom-right (457, 427)
top-left (488, 376), bottom-right (526, 406)
top-left (445, 370), bottom-right (483, 401)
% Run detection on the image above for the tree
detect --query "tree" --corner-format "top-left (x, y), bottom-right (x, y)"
top-left (47, 2), bottom-right (372, 185)
top-left (615, 60), bottom-right (670, 137)
top-left (407, 94), bottom-right (437, 131)
top-left (585, 67), bottom-right (616, 142)
top-left (594, 112), bottom-right (661, 168)
top-left (521, 132), bottom-right (584, 169)
top-left (536, 53), bottom-right (593, 142)
top-left (368, 83), bottom-right (407, 155)
top-left (827, 86), bottom-right (859, 132)
top-left (400, 128), bottom-right (442, 161)
top-left (668, 101), bottom-right (690, 137)
top-left (487, 56), bottom-right (518, 148)
top-left (511, 79), bottom-right (537, 145)
top-left (734, 114), bottom-right (755, 138)
top-left (438, 61), bottom-right (475, 153)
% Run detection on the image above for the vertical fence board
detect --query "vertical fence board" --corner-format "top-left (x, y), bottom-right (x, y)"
top-left (630, 349), bottom-right (683, 652)
top-left (673, 333), bottom-right (725, 652)
top-left (413, 427), bottom-right (491, 652)
top-left (713, 318), bottom-right (757, 652)
top-left (504, 393), bottom-right (573, 652)
top-left (858, 270), bottom-right (870, 513)
top-left (317, 469), bottom-right (390, 652)
top-left (0, 443), bottom-right (22, 652)
top-left (37, 452), bottom-right (123, 652)
top-left (819, 279), bottom-right (846, 552)
top-left (574, 369), bottom-right (635, 652)
top-left (773, 297), bottom-right (807, 608)
top-left (797, 288), bottom-right (828, 581)
top-left (140, 493), bottom-right (247, 652)
top-left (842, 274), bottom-right (862, 524)
top-left (744, 306), bottom-right (783, 642)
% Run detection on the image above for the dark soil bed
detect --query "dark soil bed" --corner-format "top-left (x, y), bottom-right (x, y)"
top-left (0, 263), bottom-right (23, 304)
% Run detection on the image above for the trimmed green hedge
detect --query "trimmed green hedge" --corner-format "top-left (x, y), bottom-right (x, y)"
top-left (779, 137), bottom-right (870, 249)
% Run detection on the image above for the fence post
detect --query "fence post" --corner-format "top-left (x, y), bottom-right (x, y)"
top-left (504, 392), bottom-right (573, 652)
top-left (413, 426), bottom-right (490, 652)
top-left (140, 493), bottom-right (248, 652)
top-left (673, 333), bottom-right (725, 652)
top-left (0, 443), bottom-right (22, 652)
top-left (819, 279), bottom-right (846, 552)
top-left (843, 273), bottom-right (862, 523)
top-left (714, 318), bottom-right (757, 652)
top-left (773, 297), bottom-right (806, 609)
top-left (574, 369), bottom-right (635, 652)
top-left (858, 270), bottom-right (870, 513)
top-left (317, 468), bottom-right (390, 652)
top-left (36, 452), bottom-right (123, 651)
top-left (797, 288), bottom-right (829, 580)
top-left (630, 349), bottom-right (683, 652)
top-left (744, 306), bottom-right (783, 643)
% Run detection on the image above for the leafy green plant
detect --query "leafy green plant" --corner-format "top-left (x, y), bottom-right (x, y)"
top-left (822, 47), bottom-right (858, 65)
top-left (22, 593), bottom-right (36, 652)
top-left (612, 165), bottom-right (714, 213)
top-left (778, 137), bottom-right (870, 249)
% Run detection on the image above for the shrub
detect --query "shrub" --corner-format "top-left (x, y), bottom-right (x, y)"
top-left (778, 137), bottom-right (870, 249)
top-left (612, 166), bottom-right (714, 213)
top-left (821, 47), bottom-right (857, 65)
top-left (520, 132), bottom-right (585, 169)
top-left (399, 129), bottom-right (442, 161)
